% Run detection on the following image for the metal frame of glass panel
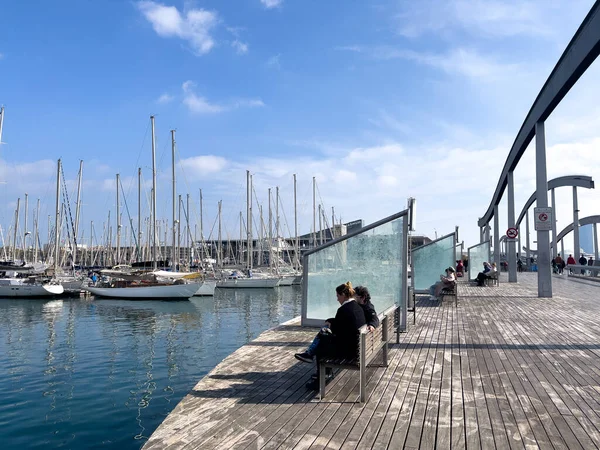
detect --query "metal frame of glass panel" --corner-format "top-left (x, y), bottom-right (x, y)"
top-left (301, 209), bottom-right (409, 331)
top-left (468, 241), bottom-right (491, 281)
top-left (411, 232), bottom-right (457, 293)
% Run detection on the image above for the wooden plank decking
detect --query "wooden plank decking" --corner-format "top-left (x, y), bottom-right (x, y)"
top-left (144, 273), bottom-right (600, 449)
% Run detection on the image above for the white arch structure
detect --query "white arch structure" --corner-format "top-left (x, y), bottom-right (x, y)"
top-left (477, 3), bottom-right (600, 296)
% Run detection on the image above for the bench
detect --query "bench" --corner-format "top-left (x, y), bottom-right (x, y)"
top-left (318, 305), bottom-right (397, 403)
top-left (440, 281), bottom-right (458, 307)
top-left (483, 273), bottom-right (499, 286)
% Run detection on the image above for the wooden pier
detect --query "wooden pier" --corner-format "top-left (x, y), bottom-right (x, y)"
top-left (144, 273), bottom-right (600, 449)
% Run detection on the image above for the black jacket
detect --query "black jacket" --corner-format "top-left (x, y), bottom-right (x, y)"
top-left (360, 301), bottom-right (380, 329)
top-left (329, 300), bottom-right (366, 359)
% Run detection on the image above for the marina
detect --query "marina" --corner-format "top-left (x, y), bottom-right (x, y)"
top-left (2, 0), bottom-right (600, 448)
top-left (144, 273), bottom-right (600, 449)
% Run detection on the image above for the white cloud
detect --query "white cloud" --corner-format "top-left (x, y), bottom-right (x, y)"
top-left (266, 54), bottom-right (281, 70)
top-left (231, 39), bottom-right (249, 54)
top-left (181, 80), bottom-right (265, 114)
top-left (137, 1), bottom-right (218, 55)
top-left (394, 0), bottom-right (566, 39)
top-left (179, 155), bottom-right (228, 176)
top-left (157, 93), bottom-right (174, 104)
top-left (261, 0), bottom-right (283, 9)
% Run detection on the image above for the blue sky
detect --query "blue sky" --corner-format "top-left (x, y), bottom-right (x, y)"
top-left (1, 0), bottom-right (599, 253)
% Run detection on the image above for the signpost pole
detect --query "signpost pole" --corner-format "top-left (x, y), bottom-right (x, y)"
top-left (535, 121), bottom-right (552, 298)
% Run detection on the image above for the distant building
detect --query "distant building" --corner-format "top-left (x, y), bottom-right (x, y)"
top-left (409, 235), bottom-right (433, 249)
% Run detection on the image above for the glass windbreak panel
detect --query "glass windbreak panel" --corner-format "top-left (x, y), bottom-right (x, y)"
top-left (305, 216), bottom-right (405, 322)
top-left (412, 234), bottom-right (455, 292)
top-left (468, 241), bottom-right (490, 280)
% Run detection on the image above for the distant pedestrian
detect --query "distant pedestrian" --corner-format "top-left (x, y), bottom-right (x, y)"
top-left (579, 255), bottom-right (587, 274)
top-left (517, 259), bottom-right (523, 272)
top-left (588, 257), bottom-right (594, 266)
top-left (555, 255), bottom-right (564, 274)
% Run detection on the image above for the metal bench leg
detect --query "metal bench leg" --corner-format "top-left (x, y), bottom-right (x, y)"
top-left (319, 363), bottom-right (326, 400)
top-left (360, 366), bottom-right (366, 403)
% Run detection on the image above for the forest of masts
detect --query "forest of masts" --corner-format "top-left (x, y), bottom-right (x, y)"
top-left (0, 114), bottom-right (343, 272)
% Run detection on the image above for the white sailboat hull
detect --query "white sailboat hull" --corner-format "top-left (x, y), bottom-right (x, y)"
top-left (277, 275), bottom-right (294, 286)
top-left (194, 280), bottom-right (217, 296)
top-left (84, 283), bottom-right (200, 299)
top-left (0, 282), bottom-right (64, 298)
top-left (217, 277), bottom-right (280, 288)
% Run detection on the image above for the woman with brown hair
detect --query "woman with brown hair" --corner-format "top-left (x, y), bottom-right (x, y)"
top-left (294, 281), bottom-right (366, 390)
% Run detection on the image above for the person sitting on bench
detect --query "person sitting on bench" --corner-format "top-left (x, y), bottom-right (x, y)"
top-left (475, 262), bottom-right (497, 286)
top-left (294, 282), bottom-right (366, 390)
top-left (354, 285), bottom-right (379, 331)
top-left (430, 267), bottom-right (456, 300)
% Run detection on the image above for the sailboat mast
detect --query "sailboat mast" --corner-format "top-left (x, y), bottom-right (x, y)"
top-left (171, 129), bottom-right (177, 271)
top-left (199, 188), bottom-right (203, 263)
top-left (217, 200), bottom-right (222, 268)
top-left (54, 159), bottom-right (61, 273)
top-left (150, 116), bottom-right (157, 271)
top-left (268, 188), bottom-right (272, 270)
top-left (13, 198), bottom-right (20, 261)
top-left (23, 193), bottom-right (28, 261)
top-left (137, 167), bottom-right (142, 262)
top-left (74, 160), bottom-right (83, 266)
top-left (312, 177), bottom-right (316, 248)
top-left (178, 194), bottom-right (182, 270)
top-left (116, 173), bottom-right (121, 265)
top-left (246, 170), bottom-right (251, 270)
top-left (293, 174), bottom-right (299, 270)
top-left (34, 198), bottom-right (40, 262)
top-left (186, 193), bottom-right (191, 266)
top-left (275, 186), bottom-right (279, 273)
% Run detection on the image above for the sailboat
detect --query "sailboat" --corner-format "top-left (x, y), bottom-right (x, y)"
top-left (216, 171), bottom-right (280, 289)
top-left (84, 117), bottom-right (201, 300)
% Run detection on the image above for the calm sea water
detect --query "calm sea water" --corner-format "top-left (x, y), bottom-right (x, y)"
top-left (0, 287), bottom-right (302, 449)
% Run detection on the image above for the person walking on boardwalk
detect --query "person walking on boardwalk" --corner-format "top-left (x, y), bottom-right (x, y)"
top-left (294, 282), bottom-right (366, 390)
top-left (567, 254), bottom-right (576, 274)
top-left (579, 254), bottom-right (587, 274)
top-left (555, 254), bottom-right (564, 274)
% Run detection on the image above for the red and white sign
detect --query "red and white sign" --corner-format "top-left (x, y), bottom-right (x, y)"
top-left (534, 207), bottom-right (553, 231)
top-left (506, 227), bottom-right (518, 239)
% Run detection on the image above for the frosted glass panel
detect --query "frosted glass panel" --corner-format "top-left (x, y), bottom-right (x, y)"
top-left (304, 215), bottom-right (406, 322)
top-left (468, 241), bottom-right (490, 280)
top-left (412, 234), bottom-right (456, 291)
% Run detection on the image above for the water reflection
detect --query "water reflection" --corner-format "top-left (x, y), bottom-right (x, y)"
top-left (0, 287), bottom-right (301, 449)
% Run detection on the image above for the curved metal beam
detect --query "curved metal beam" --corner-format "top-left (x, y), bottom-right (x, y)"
top-left (478, 3), bottom-right (600, 228)
top-left (515, 175), bottom-right (595, 228)
top-left (554, 215), bottom-right (600, 245)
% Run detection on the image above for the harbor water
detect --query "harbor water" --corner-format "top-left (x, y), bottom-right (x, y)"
top-left (0, 286), bottom-right (302, 449)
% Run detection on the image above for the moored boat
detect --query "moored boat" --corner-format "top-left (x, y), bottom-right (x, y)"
top-left (194, 280), bottom-right (217, 296)
top-left (84, 282), bottom-right (200, 299)
top-left (0, 278), bottom-right (64, 297)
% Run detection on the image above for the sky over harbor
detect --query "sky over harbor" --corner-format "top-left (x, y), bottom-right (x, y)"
top-left (1, 0), bottom-right (600, 255)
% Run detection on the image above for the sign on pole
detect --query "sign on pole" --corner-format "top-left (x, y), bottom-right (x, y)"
top-left (534, 207), bottom-right (553, 231)
top-left (506, 227), bottom-right (518, 240)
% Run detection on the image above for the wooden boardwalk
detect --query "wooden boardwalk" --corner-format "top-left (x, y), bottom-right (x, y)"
top-left (144, 273), bottom-right (600, 449)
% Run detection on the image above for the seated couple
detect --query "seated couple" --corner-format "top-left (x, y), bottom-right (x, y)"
top-left (474, 262), bottom-right (497, 286)
top-left (294, 282), bottom-right (379, 390)
top-left (429, 267), bottom-right (456, 301)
